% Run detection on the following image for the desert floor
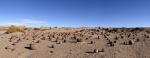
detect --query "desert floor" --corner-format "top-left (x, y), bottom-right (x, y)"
top-left (0, 28), bottom-right (150, 58)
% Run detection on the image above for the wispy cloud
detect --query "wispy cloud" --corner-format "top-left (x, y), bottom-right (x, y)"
top-left (21, 19), bottom-right (47, 24)
top-left (0, 19), bottom-right (48, 27)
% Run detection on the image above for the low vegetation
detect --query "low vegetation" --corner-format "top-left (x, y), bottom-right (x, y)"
top-left (5, 25), bottom-right (26, 34)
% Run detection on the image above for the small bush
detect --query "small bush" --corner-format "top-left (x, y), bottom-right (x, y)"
top-left (33, 28), bottom-right (40, 30)
top-left (6, 25), bottom-right (25, 33)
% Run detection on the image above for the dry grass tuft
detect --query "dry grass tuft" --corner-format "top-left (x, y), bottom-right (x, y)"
top-left (5, 25), bottom-right (26, 34)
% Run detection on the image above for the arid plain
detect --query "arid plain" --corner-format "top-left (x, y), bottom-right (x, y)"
top-left (0, 26), bottom-right (150, 58)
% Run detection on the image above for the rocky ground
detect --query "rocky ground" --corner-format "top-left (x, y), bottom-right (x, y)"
top-left (0, 28), bottom-right (150, 58)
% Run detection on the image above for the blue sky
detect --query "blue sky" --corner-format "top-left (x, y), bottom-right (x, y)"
top-left (0, 0), bottom-right (150, 27)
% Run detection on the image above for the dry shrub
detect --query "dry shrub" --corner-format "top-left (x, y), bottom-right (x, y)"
top-left (6, 25), bottom-right (26, 33)
top-left (0, 26), bottom-right (8, 31)
top-left (33, 28), bottom-right (40, 30)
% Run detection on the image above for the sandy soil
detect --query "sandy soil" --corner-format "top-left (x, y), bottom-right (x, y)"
top-left (0, 28), bottom-right (150, 58)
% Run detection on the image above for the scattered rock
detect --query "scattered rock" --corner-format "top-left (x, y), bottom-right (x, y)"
top-left (94, 49), bottom-right (99, 53)
top-left (89, 41), bottom-right (95, 44)
top-left (48, 45), bottom-right (54, 48)
top-left (99, 48), bottom-right (105, 52)
top-left (107, 40), bottom-right (114, 47)
top-left (49, 51), bottom-right (54, 53)
top-left (34, 40), bottom-right (40, 43)
top-left (128, 40), bottom-right (134, 45)
top-left (63, 40), bottom-right (67, 43)
top-left (24, 44), bottom-right (34, 50)
top-left (5, 46), bottom-right (9, 50)
top-left (77, 38), bottom-right (83, 42)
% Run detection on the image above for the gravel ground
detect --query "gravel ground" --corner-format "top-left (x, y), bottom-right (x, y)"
top-left (0, 28), bottom-right (150, 58)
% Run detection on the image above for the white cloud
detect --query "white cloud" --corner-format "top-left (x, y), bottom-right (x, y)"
top-left (0, 19), bottom-right (48, 27)
top-left (0, 23), bottom-right (24, 26)
top-left (22, 19), bottom-right (47, 24)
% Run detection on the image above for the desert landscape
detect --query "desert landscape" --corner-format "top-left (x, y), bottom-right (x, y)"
top-left (1, 0), bottom-right (150, 58)
top-left (0, 26), bottom-right (150, 58)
